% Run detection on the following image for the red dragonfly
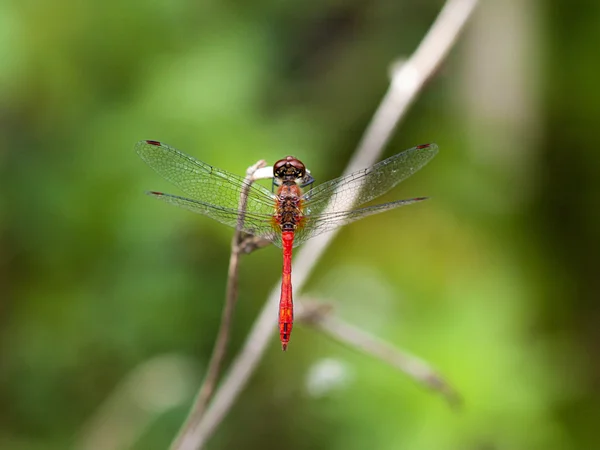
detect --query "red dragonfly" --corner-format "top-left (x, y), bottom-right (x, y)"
top-left (136, 140), bottom-right (438, 350)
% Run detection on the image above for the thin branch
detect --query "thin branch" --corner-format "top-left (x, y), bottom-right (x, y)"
top-left (298, 302), bottom-right (461, 407)
top-left (183, 1), bottom-right (479, 448)
top-left (170, 160), bottom-right (267, 450)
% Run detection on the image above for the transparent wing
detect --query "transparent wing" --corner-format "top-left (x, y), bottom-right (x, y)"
top-left (302, 144), bottom-right (438, 216)
top-left (293, 197), bottom-right (427, 247)
top-left (135, 140), bottom-right (276, 215)
top-left (147, 192), bottom-right (283, 247)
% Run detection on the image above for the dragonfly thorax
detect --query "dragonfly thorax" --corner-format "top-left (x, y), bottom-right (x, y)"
top-left (276, 182), bottom-right (304, 232)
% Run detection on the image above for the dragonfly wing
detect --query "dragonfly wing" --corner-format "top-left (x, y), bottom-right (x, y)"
top-left (302, 143), bottom-right (438, 216)
top-left (136, 140), bottom-right (276, 215)
top-left (147, 192), bottom-right (282, 246)
top-left (293, 197), bottom-right (428, 246)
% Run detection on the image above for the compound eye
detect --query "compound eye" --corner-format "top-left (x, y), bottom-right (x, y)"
top-left (287, 158), bottom-right (306, 177)
top-left (273, 157), bottom-right (290, 175)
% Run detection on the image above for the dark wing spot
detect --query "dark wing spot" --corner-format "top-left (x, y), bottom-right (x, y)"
top-left (148, 191), bottom-right (164, 196)
top-left (146, 140), bottom-right (161, 146)
top-left (416, 144), bottom-right (431, 150)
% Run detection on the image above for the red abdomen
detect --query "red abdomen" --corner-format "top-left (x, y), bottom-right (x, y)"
top-left (279, 231), bottom-right (294, 350)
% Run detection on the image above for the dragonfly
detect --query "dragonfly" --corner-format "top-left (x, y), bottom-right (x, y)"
top-left (136, 140), bottom-right (438, 351)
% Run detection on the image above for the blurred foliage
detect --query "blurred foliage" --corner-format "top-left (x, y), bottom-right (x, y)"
top-left (1, 0), bottom-right (599, 449)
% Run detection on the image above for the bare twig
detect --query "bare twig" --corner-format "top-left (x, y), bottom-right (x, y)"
top-left (170, 160), bottom-right (266, 450)
top-left (182, 1), bottom-right (479, 448)
top-left (299, 302), bottom-right (461, 407)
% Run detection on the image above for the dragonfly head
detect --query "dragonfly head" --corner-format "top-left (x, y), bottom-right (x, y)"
top-left (273, 156), bottom-right (306, 182)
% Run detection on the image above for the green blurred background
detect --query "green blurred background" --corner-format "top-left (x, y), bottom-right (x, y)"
top-left (2, 0), bottom-right (600, 449)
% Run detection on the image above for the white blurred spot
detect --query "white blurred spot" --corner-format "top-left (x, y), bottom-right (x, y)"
top-left (305, 358), bottom-right (353, 398)
top-left (392, 61), bottom-right (419, 94)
